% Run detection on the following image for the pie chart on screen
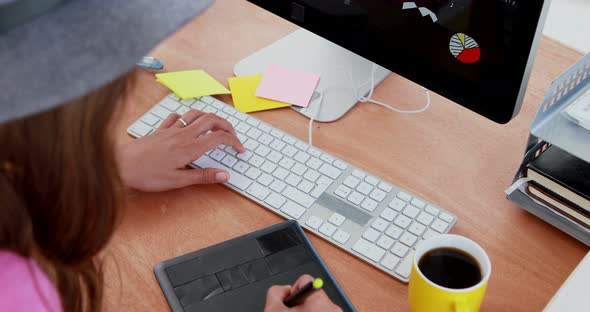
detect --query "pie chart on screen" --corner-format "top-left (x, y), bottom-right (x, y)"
top-left (449, 33), bottom-right (481, 64)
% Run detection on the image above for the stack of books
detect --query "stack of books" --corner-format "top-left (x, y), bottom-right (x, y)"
top-left (524, 145), bottom-right (590, 229)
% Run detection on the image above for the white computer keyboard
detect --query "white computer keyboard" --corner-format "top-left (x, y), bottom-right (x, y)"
top-left (128, 94), bottom-right (457, 283)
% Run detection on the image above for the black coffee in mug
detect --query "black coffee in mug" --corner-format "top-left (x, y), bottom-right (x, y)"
top-left (417, 247), bottom-right (482, 289)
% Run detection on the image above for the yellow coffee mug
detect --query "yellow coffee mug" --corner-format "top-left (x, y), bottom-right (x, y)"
top-left (409, 234), bottom-right (491, 312)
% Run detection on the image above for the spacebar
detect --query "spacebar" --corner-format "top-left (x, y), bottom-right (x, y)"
top-left (192, 156), bottom-right (253, 190)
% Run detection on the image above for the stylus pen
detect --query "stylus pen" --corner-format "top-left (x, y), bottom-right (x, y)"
top-left (284, 278), bottom-right (324, 307)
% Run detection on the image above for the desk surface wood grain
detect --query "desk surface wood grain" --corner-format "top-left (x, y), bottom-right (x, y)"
top-left (103, 0), bottom-right (589, 310)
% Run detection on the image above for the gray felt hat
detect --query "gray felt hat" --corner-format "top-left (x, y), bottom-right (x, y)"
top-left (0, 0), bottom-right (213, 124)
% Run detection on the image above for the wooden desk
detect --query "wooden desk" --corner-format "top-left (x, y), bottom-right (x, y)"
top-left (104, 0), bottom-right (589, 310)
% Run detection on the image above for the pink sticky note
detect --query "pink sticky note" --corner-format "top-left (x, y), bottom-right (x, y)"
top-left (255, 64), bottom-right (320, 108)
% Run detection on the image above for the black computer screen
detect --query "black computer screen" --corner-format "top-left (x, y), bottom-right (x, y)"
top-left (246, 0), bottom-right (549, 123)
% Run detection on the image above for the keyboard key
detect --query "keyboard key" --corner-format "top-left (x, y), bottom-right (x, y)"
top-left (221, 155), bottom-right (238, 168)
top-left (233, 161), bottom-right (249, 174)
top-left (343, 176), bottom-right (361, 189)
top-left (282, 135), bottom-right (296, 145)
top-left (403, 205), bottom-right (420, 219)
top-left (306, 158), bottom-right (323, 170)
top-left (246, 117), bottom-right (260, 127)
top-left (254, 145), bottom-right (271, 158)
top-left (278, 157), bottom-right (295, 170)
top-left (423, 229), bottom-right (439, 240)
top-left (246, 183), bottom-right (271, 201)
top-left (295, 141), bottom-right (308, 151)
top-left (204, 97), bottom-right (219, 106)
top-left (234, 111), bottom-right (248, 121)
top-left (332, 230), bottom-right (350, 244)
top-left (306, 216), bottom-right (323, 230)
top-left (270, 140), bottom-right (286, 151)
top-left (414, 239), bottom-right (424, 250)
top-left (333, 160), bottom-right (348, 170)
top-left (191, 101), bottom-right (206, 111)
top-left (272, 167), bottom-right (290, 180)
top-left (347, 191), bottom-right (364, 206)
top-left (303, 170), bottom-right (320, 182)
top-left (280, 202), bottom-right (306, 219)
top-left (356, 182), bottom-right (373, 195)
top-left (328, 213), bottom-right (346, 226)
top-left (294, 151), bottom-right (310, 164)
top-left (265, 193), bottom-right (286, 209)
top-left (400, 232), bottom-right (418, 247)
top-left (270, 129), bottom-right (284, 139)
top-left (408, 222), bottom-right (426, 236)
top-left (178, 106), bottom-right (191, 115)
top-left (397, 191), bottom-right (412, 202)
top-left (385, 225), bottom-right (403, 239)
top-left (320, 154), bottom-right (335, 164)
top-left (224, 146), bottom-right (239, 156)
top-left (129, 122), bottom-right (153, 137)
top-left (269, 180), bottom-right (287, 193)
top-left (380, 208), bottom-right (397, 222)
top-left (365, 175), bottom-right (379, 186)
top-left (266, 151), bottom-right (283, 164)
top-left (257, 173), bottom-right (274, 187)
top-left (416, 212), bottom-right (435, 226)
top-left (308, 148), bottom-right (321, 158)
top-left (258, 134), bottom-right (274, 145)
top-left (161, 98), bottom-right (181, 111)
top-left (391, 242), bottom-right (409, 258)
top-left (380, 254), bottom-right (401, 271)
top-left (394, 215), bottom-right (412, 229)
top-left (378, 182), bottom-right (393, 193)
top-left (285, 174), bottom-right (302, 187)
top-left (223, 106), bottom-right (236, 115)
top-left (202, 106), bottom-right (217, 114)
top-left (389, 198), bottom-right (406, 212)
top-left (440, 212), bottom-right (455, 223)
top-left (334, 185), bottom-right (352, 198)
top-left (319, 164), bottom-right (342, 180)
top-left (258, 123), bottom-right (271, 132)
top-left (260, 162), bottom-right (277, 174)
top-left (168, 93), bottom-right (181, 101)
top-left (235, 122), bottom-right (251, 133)
top-left (310, 184), bottom-right (329, 199)
top-left (152, 106), bottom-right (173, 119)
top-left (319, 223), bottom-right (337, 237)
top-left (282, 186), bottom-right (315, 208)
top-left (210, 149), bottom-right (226, 161)
top-left (317, 176), bottom-right (334, 187)
top-left (243, 139), bottom-right (259, 151)
top-left (192, 156), bottom-right (252, 191)
top-left (411, 198), bottom-right (426, 208)
top-left (369, 189), bottom-right (387, 202)
top-left (376, 235), bottom-right (395, 250)
top-left (371, 218), bottom-right (389, 232)
top-left (352, 169), bottom-right (366, 179)
top-left (426, 205), bottom-right (440, 216)
top-left (395, 251), bottom-right (414, 278)
top-left (282, 146), bottom-right (298, 158)
top-left (291, 163), bottom-right (307, 176)
top-left (353, 199), bottom-right (374, 213)
top-left (431, 219), bottom-right (449, 233)
top-left (245, 167), bottom-right (262, 180)
top-left (297, 180), bottom-right (315, 193)
top-left (249, 155), bottom-right (265, 167)
top-left (140, 113), bottom-right (159, 126)
top-left (362, 228), bottom-right (380, 242)
top-left (352, 239), bottom-right (386, 263)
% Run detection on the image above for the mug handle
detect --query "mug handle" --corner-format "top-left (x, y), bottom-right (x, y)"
top-left (453, 298), bottom-right (469, 312)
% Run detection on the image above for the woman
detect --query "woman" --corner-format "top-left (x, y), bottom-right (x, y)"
top-left (0, 0), bottom-right (340, 311)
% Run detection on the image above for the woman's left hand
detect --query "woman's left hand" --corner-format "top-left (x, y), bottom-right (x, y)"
top-left (116, 109), bottom-right (245, 192)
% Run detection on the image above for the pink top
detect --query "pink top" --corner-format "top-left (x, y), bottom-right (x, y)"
top-left (0, 251), bottom-right (62, 312)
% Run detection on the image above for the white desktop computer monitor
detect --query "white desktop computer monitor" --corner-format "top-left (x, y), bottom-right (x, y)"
top-left (235, 0), bottom-right (552, 124)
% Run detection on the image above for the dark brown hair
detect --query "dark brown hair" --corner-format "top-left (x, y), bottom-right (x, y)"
top-left (0, 74), bottom-right (132, 311)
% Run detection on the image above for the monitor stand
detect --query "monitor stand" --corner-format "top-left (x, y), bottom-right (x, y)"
top-left (233, 29), bottom-right (391, 123)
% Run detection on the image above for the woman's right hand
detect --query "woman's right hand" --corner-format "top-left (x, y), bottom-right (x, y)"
top-left (264, 275), bottom-right (342, 312)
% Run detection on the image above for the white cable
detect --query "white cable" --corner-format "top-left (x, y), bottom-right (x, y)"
top-left (307, 64), bottom-right (431, 146)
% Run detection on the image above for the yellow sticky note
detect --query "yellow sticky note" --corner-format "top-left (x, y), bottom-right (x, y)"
top-left (156, 70), bottom-right (230, 100)
top-left (228, 75), bottom-right (291, 113)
